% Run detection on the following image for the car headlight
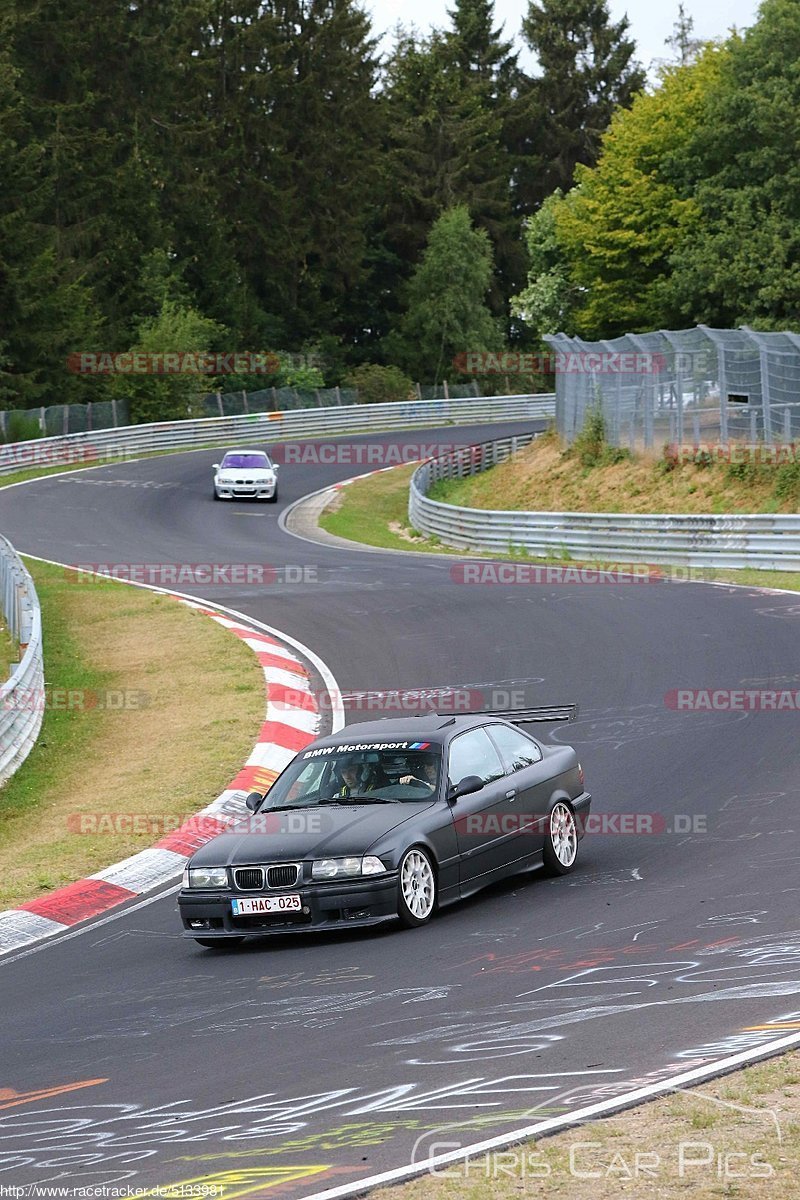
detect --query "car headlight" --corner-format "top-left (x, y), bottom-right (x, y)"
top-left (217, 475), bottom-right (234, 485)
top-left (311, 856), bottom-right (386, 880)
top-left (184, 866), bottom-right (228, 888)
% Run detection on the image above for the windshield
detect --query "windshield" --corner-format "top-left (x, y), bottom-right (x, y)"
top-left (263, 746), bottom-right (442, 807)
top-left (221, 453), bottom-right (270, 469)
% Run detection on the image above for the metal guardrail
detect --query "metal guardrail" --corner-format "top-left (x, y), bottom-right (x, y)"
top-left (0, 538), bottom-right (44, 784)
top-left (0, 394), bottom-right (555, 478)
top-left (409, 434), bottom-right (800, 571)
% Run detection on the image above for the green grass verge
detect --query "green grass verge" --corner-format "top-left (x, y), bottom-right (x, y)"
top-left (318, 464), bottom-right (800, 592)
top-left (429, 425), bottom-right (800, 516)
top-left (318, 465), bottom-right (458, 553)
top-left (0, 559), bottom-right (265, 908)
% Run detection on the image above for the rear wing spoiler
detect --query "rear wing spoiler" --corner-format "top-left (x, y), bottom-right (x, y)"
top-left (453, 704), bottom-right (579, 724)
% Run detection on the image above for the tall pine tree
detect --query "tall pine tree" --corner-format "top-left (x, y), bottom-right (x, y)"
top-left (381, 3), bottom-right (521, 340)
top-left (514, 0), bottom-right (645, 211)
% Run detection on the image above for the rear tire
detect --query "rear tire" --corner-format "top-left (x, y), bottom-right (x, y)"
top-left (397, 848), bottom-right (436, 928)
top-left (542, 801), bottom-right (578, 875)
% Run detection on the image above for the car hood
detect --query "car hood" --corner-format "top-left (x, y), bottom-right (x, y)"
top-left (190, 801), bottom-right (437, 866)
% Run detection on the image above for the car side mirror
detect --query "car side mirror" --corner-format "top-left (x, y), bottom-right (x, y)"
top-left (272, 463), bottom-right (280, 471)
top-left (245, 791), bottom-right (263, 812)
top-left (449, 775), bottom-right (484, 802)
top-left (212, 463), bottom-right (220, 471)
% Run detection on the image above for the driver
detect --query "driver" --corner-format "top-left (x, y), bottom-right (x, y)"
top-left (399, 754), bottom-right (439, 791)
top-left (334, 754), bottom-right (380, 798)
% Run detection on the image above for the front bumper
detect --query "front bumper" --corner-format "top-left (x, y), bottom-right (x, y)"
top-left (178, 873), bottom-right (399, 939)
top-left (215, 483), bottom-right (276, 500)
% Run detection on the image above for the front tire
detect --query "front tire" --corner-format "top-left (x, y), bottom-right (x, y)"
top-left (213, 488), bottom-right (220, 501)
top-left (397, 847), bottom-right (436, 927)
top-left (266, 489), bottom-right (278, 503)
top-left (543, 801), bottom-right (578, 875)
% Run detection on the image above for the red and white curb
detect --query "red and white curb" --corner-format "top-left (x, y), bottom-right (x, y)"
top-left (0, 598), bottom-right (324, 954)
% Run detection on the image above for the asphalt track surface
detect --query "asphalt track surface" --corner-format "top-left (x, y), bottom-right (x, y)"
top-left (0, 419), bottom-right (799, 1198)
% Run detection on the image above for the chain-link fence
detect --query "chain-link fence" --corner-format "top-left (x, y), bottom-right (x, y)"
top-left (0, 382), bottom-right (483, 442)
top-left (195, 380), bottom-right (480, 416)
top-left (545, 326), bottom-right (800, 448)
top-left (0, 399), bottom-right (131, 441)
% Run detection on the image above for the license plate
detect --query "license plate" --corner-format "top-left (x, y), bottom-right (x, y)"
top-left (232, 895), bottom-right (302, 915)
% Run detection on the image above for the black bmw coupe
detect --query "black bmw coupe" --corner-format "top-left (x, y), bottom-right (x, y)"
top-left (178, 709), bottom-right (591, 947)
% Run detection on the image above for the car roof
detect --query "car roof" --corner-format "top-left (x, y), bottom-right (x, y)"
top-left (308, 714), bottom-right (515, 750)
top-left (222, 448), bottom-right (269, 456)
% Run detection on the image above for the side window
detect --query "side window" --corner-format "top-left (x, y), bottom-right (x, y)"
top-left (448, 728), bottom-right (505, 788)
top-left (486, 724), bottom-right (543, 773)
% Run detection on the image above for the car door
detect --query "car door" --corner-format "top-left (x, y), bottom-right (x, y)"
top-left (448, 727), bottom-right (514, 888)
top-left (485, 723), bottom-right (551, 867)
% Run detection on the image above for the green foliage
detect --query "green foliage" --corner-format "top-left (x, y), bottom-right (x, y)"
top-left (344, 364), bottom-right (414, 404)
top-left (514, 0), bottom-right (645, 211)
top-left (512, 191), bottom-right (578, 339)
top-left (564, 407), bottom-right (632, 468)
top-left (667, 0), bottom-right (800, 327)
top-left (774, 460), bottom-right (800, 502)
top-left (389, 206), bottom-right (503, 382)
top-left (726, 460), bottom-right (767, 486)
top-left (524, 0), bottom-right (800, 337)
top-left (548, 47), bottom-right (724, 337)
top-left (380, 7), bottom-right (522, 337)
top-left (275, 354), bottom-right (326, 391)
top-left (114, 301), bottom-right (226, 426)
top-left (2, 412), bottom-right (42, 443)
top-left (599, 444), bottom-right (631, 466)
top-left (570, 407), bottom-right (607, 467)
